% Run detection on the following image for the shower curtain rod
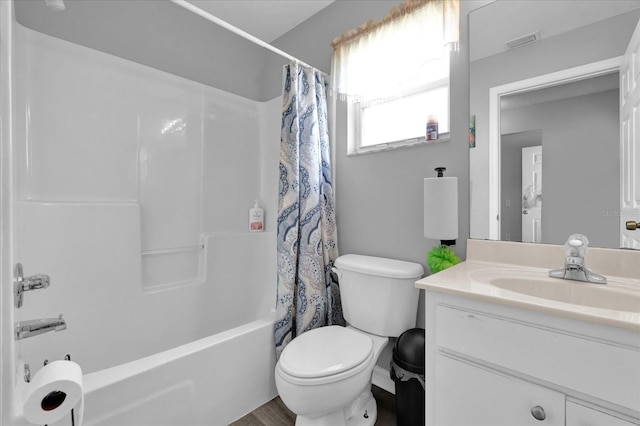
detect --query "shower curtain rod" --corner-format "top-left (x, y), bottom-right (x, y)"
top-left (170, 0), bottom-right (325, 74)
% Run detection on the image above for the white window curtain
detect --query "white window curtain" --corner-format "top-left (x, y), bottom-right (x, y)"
top-left (330, 0), bottom-right (459, 104)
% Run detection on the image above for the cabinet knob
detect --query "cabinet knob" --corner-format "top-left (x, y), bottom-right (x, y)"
top-left (530, 405), bottom-right (546, 421)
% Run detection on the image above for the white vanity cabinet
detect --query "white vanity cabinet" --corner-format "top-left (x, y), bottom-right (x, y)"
top-left (566, 400), bottom-right (639, 426)
top-left (424, 292), bottom-right (640, 426)
top-left (435, 354), bottom-right (565, 426)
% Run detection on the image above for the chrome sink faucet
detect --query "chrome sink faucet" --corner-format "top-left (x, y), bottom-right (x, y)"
top-left (15, 315), bottom-right (66, 340)
top-left (549, 234), bottom-right (607, 284)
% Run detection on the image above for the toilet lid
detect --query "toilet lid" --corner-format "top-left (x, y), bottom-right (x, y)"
top-left (279, 326), bottom-right (373, 379)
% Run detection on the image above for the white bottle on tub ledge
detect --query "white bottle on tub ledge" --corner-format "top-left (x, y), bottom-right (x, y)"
top-left (249, 200), bottom-right (264, 232)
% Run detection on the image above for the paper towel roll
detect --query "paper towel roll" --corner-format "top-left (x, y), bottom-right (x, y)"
top-left (23, 360), bottom-right (83, 425)
top-left (424, 176), bottom-right (458, 241)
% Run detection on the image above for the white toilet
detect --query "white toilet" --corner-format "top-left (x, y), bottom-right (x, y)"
top-left (275, 254), bottom-right (424, 426)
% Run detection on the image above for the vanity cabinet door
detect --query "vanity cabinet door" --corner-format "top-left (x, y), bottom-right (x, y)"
top-left (566, 401), bottom-right (639, 426)
top-left (435, 354), bottom-right (565, 426)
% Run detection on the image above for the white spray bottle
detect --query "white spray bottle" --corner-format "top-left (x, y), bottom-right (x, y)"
top-left (249, 200), bottom-right (264, 232)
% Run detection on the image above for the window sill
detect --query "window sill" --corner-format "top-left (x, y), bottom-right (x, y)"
top-left (347, 134), bottom-right (451, 156)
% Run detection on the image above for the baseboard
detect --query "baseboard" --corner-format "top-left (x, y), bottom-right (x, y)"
top-left (372, 365), bottom-right (395, 395)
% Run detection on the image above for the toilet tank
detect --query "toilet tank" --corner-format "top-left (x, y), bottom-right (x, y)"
top-left (334, 254), bottom-right (424, 337)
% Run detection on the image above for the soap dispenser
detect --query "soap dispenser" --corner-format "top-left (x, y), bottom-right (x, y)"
top-left (249, 200), bottom-right (264, 232)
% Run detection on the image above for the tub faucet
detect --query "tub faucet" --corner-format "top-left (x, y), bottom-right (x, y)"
top-left (14, 263), bottom-right (50, 308)
top-left (15, 315), bottom-right (66, 340)
top-left (549, 234), bottom-right (607, 284)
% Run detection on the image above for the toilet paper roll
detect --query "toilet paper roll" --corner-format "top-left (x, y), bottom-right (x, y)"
top-left (23, 360), bottom-right (83, 425)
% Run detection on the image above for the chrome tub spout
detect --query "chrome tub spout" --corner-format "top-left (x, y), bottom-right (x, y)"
top-left (15, 315), bottom-right (66, 340)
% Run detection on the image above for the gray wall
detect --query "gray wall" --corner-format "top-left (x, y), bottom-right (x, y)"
top-left (501, 90), bottom-right (620, 248)
top-left (15, 0), bottom-right (480, 378)
top-left (14, 0), bottom-right (283, 101)
top-left (17, 0), bottom-right (475, 276)
top-left (272, 0), bottom-right (482, 369)
top-left (273, 2), bottom-right (477, 284)
top-left (272, 0), bottom-right (478, 276)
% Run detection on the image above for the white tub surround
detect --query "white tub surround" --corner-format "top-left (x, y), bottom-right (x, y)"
top-left (5, 18), bottom-right (280, 426)
top-left (418, 239), bottom-right (640, 425)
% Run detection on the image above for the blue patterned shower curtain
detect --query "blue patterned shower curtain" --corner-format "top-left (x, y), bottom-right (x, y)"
top-left (275, 62), bottom-right (344, 359)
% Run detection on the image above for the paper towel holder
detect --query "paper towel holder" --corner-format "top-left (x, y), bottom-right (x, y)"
top-left (424, 166), bottom-right (458, 246)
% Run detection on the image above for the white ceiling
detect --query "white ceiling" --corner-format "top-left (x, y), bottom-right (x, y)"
top-left (186, 0), bottom-right (335, 43)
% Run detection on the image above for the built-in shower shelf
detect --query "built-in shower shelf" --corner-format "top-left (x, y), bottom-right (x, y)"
top-left (142, 245), bottom-right (204, 256)
top-left (142, 243), bottom-right (205, 291)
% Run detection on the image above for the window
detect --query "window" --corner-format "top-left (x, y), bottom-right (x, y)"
top-left (331, 0), bottom-right (459, 154)
top-left (357, 77), bottom-right (450, 151)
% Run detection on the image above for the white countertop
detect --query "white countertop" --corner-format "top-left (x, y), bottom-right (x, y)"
top-left (416, 259), bottom-right (640, 331)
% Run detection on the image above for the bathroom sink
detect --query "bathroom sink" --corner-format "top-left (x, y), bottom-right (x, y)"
top-left (471, 269), bottom-right (640, 313)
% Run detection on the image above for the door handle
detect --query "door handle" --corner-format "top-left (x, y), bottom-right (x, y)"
top-left (626, 221), bottom-right (638, 231)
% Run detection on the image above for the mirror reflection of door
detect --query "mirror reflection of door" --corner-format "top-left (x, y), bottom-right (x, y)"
top-left (620, 18), bottom-right (640, 249)
top-left (500, 130), bottom-right (541, 242)
top-left (522, 145), bottom-right (542, 243)
top-left (499, 73), bottom-right (620, 248)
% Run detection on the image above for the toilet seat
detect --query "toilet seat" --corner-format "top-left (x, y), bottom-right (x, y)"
top-left (278, 326), bottom-right (374, 385)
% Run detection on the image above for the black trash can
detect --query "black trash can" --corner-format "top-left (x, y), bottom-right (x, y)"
top-left (390, 328), bottom-right (425, 426)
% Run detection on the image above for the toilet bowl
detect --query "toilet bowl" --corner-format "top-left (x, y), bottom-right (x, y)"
top-left (275, 325), bottom-right (387, 426)
top-left (275, 255), bottom-right (424, 426)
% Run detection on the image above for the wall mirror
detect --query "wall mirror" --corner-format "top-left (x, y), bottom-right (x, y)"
top-left (469, 0), bottom-right (640, 249)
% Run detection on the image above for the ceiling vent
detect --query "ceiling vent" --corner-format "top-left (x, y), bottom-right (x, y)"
top-left (505, 32), bottom-right (540, 50)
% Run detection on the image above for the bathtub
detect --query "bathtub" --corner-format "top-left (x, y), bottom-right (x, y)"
top-left (81, 317), bottom-right (277, 426)
top-left (12, 224), bottom-right (278, 426)
top-left (13, 316), bottom-right (276, 426)
top-left (12, 212), bottom-right (278, 425)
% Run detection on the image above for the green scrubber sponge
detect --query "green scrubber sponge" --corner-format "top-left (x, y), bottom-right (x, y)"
top-left (427, 245), bottom-right (461, 274)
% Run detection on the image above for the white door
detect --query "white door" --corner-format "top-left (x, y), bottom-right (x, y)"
top-left (621, 18), bottom-right (640, 249)
top-left (522, 146), bottom-right (542, 243)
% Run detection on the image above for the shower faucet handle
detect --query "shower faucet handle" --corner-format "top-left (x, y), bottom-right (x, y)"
top-left (14, 263), bottom-right (51, 309)
top-left (24, 273), bottom-right (49, 290)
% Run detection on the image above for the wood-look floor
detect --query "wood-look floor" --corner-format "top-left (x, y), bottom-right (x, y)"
top-left (230, 385), bottom-right (396, 426)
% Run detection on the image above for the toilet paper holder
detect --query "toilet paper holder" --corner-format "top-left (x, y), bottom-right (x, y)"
top-left (24, 354), bottom-right (72, 383)
top-left (22, 355), bottom-right (83, 426)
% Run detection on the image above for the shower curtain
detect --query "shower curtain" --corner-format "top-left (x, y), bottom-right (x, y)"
top-left (275, 62), bottom-right (344, 359)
